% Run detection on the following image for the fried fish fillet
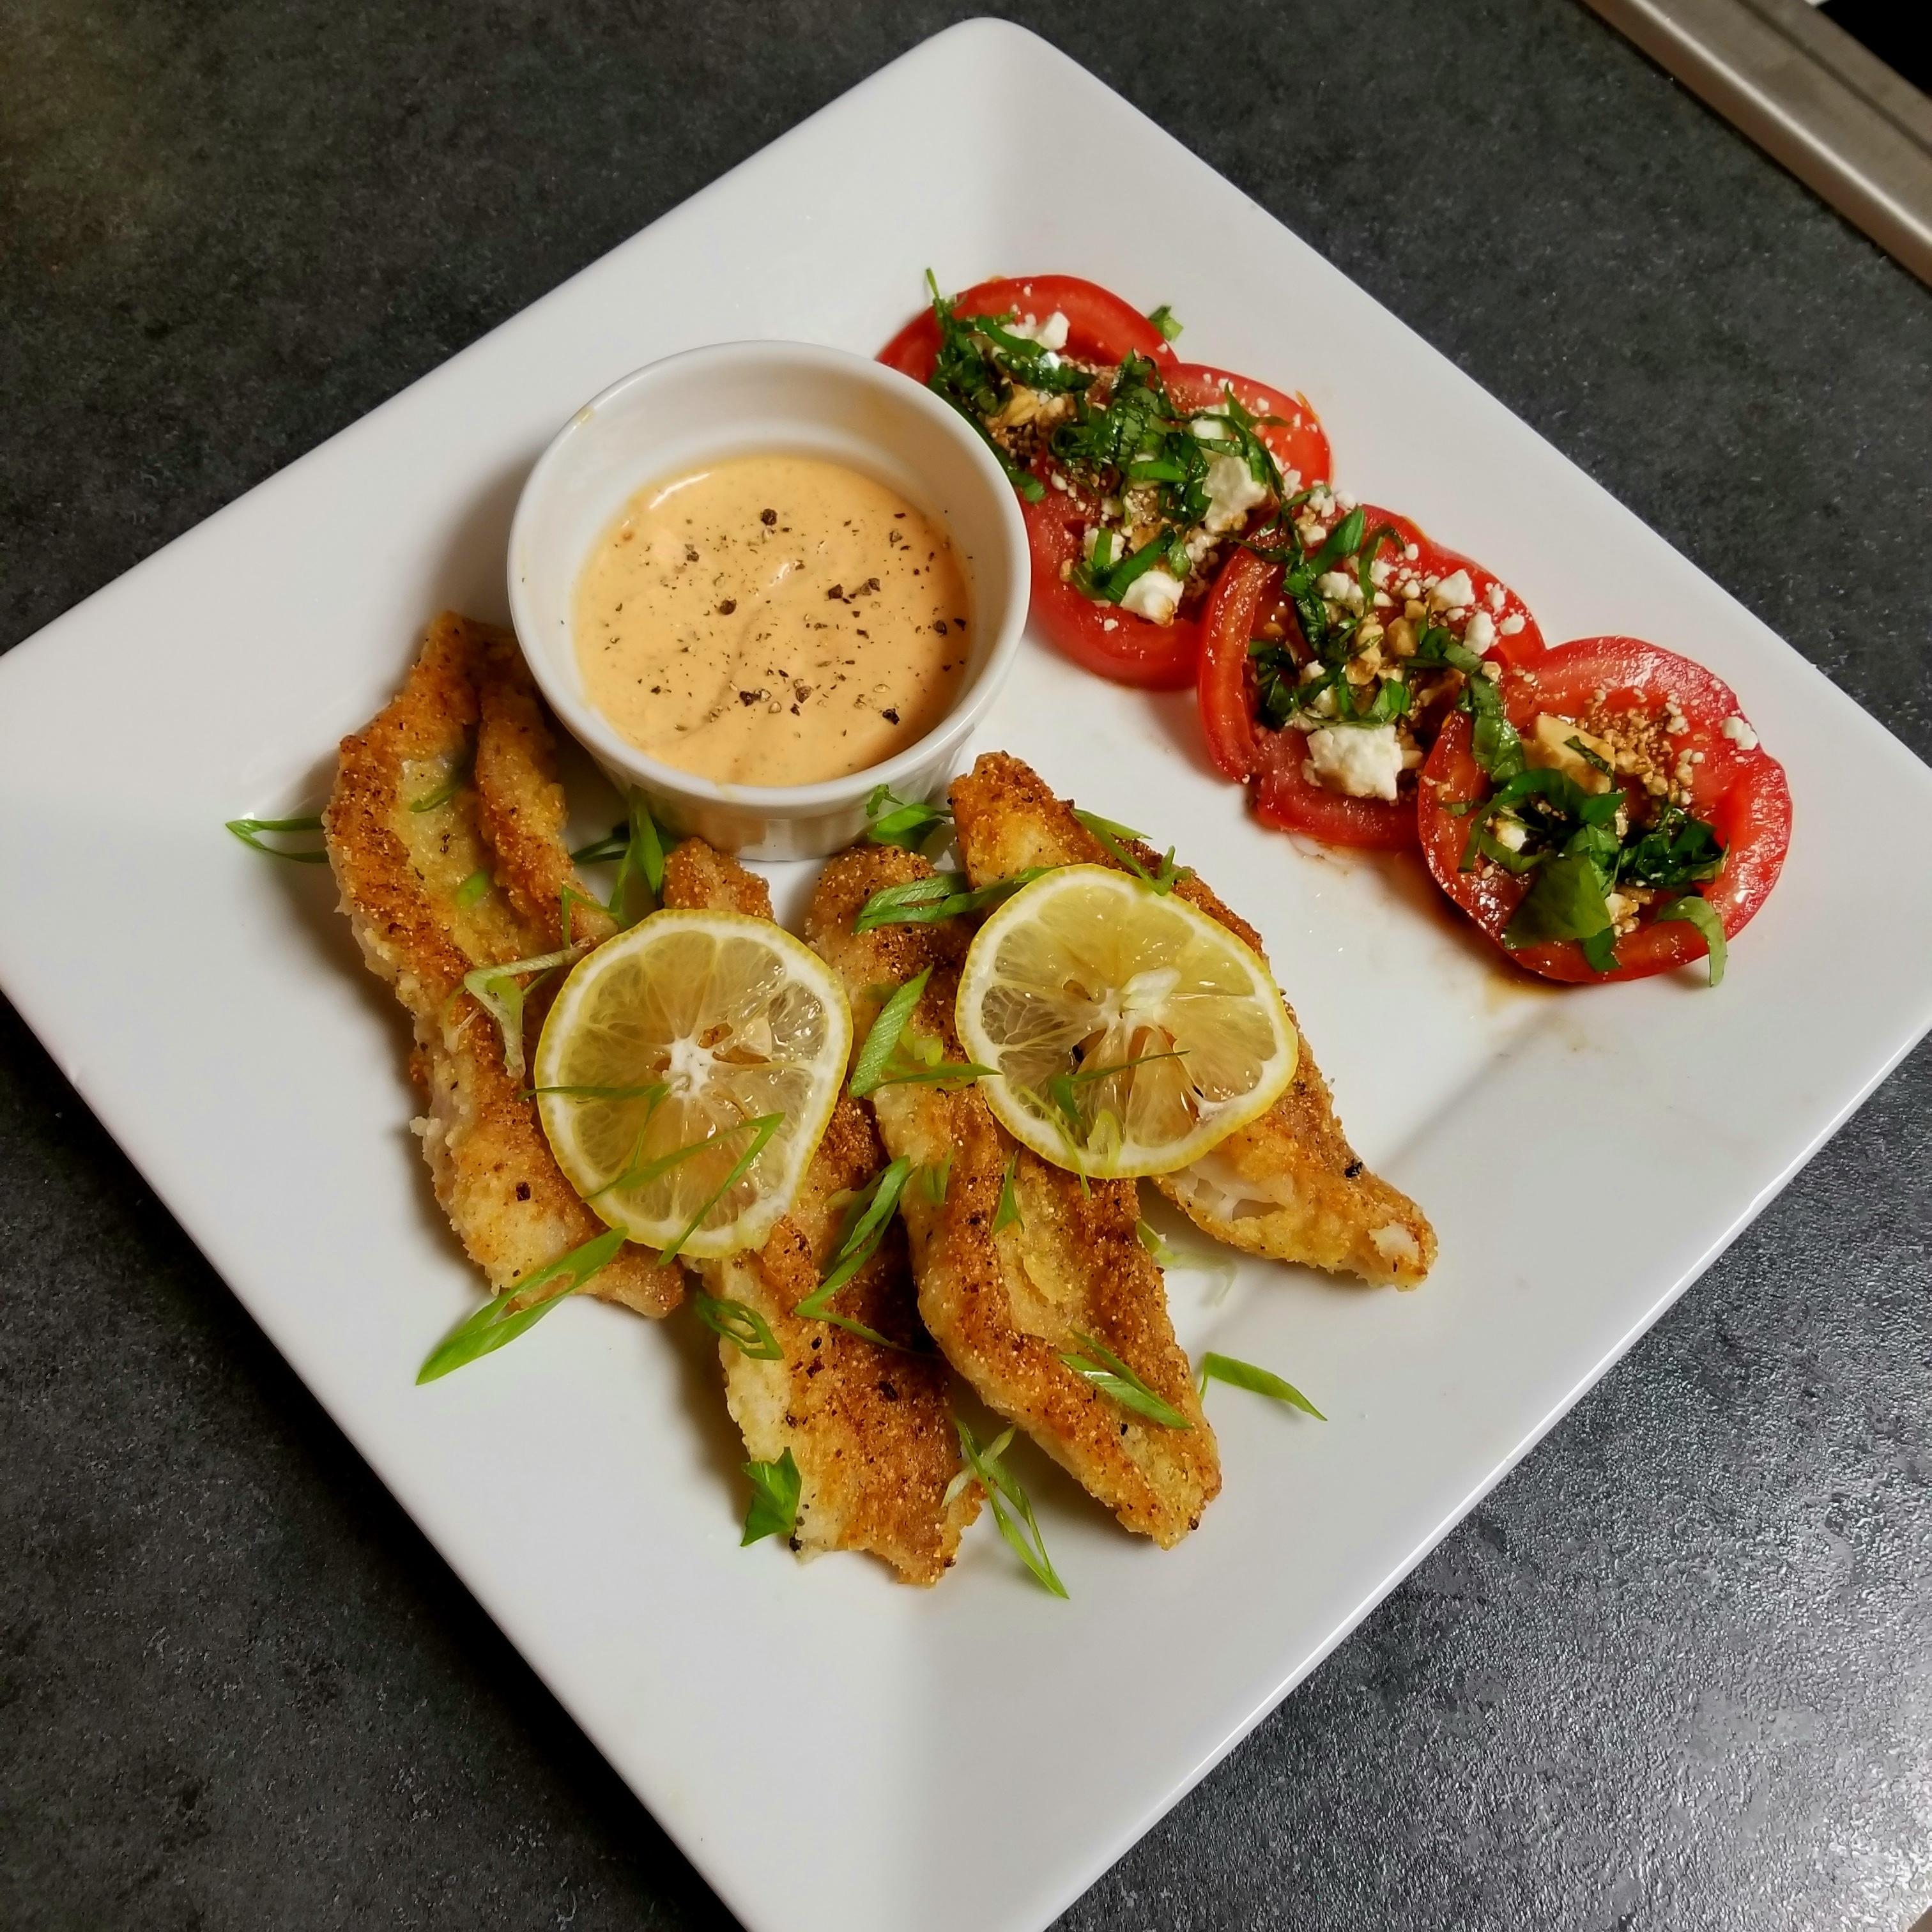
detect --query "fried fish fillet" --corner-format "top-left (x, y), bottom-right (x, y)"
top-left (806, 846), bottom-right (1219, 1548)
top-left (948, 751), bottom-right (1436, 1289)
top-left (659, 848), bottom-right (974, 1584)
top-left (324, 611), bottom-right (677, 1317)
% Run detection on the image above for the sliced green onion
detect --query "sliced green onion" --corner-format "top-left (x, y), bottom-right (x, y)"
top-left (417, 1225), bottom-right (628, 1383)
top-left (792, 1156), bottom-right (915, 1347)
top-left (454, 868), bottom-right (489, 908)
top-left (1655, 894), bottom-right (1727, 987)
top-left (693, 1289), bottom-right (783, 1361)
top-left (849, 968), bottom-right (931, 1097)
top-left (1196, 1350), bottom-right (1324, 1418)
top-left (954, 1418), bottom-right (1067, 1598)
top-left (942, 1423), bottom-right (1012, 1509)
top-left (592, 1112), bottom-right (785, 1264)
top-left (226, 815), bottom-right (328, 863)
top-left (1059, 1331), bottom-right (1192, 1429)
top-left (865, 783), bottom-right (953, 852)
top-left (409, 763), bottom-right (467, 813)
top-left (610, 792), bottom-right (666, 928)
top-left (1071, 808), bottom-right (1190, 894)
top-left (919, 1153), bottom-right (951, 1205)
top-left (461, 947), bottom-right (580, 1078)
top-left (992, 1152), bottom-right (1023, 1234)
top-left (570, 824), bottom-right (629, 866)
top-left (740, 1448), bottom-right (801, 1545)
top-left (852, 867), bottom-right (1051, 933)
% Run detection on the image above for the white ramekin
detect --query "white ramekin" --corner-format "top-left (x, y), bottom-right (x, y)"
top-left (507, 341), bottom-right (1030, 861)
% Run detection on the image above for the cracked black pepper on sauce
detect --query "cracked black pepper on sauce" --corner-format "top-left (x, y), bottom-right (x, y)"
top-left (573, 454), bottom-right (972, 786)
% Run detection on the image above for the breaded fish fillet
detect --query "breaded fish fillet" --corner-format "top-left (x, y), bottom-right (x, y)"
top-left (806, 847), bottom-right (1219, 1549)
top-left (324, 611), bottom-right (677, 1317)
top-left (949, 751), bottom-right (1436, 1289)
top-left (659, 848), bottom-right (974, 1584)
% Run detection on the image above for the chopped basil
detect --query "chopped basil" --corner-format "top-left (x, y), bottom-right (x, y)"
top-left (1059, 1331), bottom-right (1192, 1429)
top-left (693, 1289), bottom-right (783, 1361)
top-left (954, 1418), bottom-right (1067, 1598)
top-left (1147, 302), bottom-right (1183, 342)
top-left (1197, 1351), bottom-right (1325, 1418)
top-left (1656, 894), bottom-right (1727, 986)
top-left (417, 1225), bottom-right (628, 1383)
top-left (740, 1448), bottom-right (801, 1546)
top-left (225, 814), bottom-right (328, 863)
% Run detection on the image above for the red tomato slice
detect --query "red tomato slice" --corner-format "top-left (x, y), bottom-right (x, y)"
top-left (1418, 636), bottom-right (1791, 983)
top-left (1021, 495), bottom-right (1202, 689)
top-left (877, 274), bottom-right (1176, 382)
top-left (1165, 364), bottom-right (1333, 502)
top-left (1197, 507), bottom-right (1547, 850)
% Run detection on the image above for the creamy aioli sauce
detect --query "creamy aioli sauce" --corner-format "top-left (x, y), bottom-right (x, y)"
top-left (573, 454), bottom-right (972, 786)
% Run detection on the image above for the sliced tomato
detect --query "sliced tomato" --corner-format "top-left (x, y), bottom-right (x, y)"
top-left (1418, 636), bottom-right (1791, 983)
top-left (1020, 493), bottom-right (1202, 689)
top-left (1198, 507), bottom-right (1547, 849)
top-left (877, 274), bottom-right (1176, 383)
top-left (1165, 364), bottom-right (1332, 500)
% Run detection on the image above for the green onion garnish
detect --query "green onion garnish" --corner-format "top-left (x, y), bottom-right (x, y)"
top-left (992, 1152), bottom-right (1023, 1233)
top-left (1196, 1351), bottom-right (1325, 1418)
top-left (740, 1448), bottom-right (802, 1545)
top-left (792, 1156), bottom-right (916, 1347)
top-left (1071, 809), bottom-right (1190, 894)
top-left (225, 815), bottom-right (328, 863)
top-left (590, 1111), bottom-right (785, 1265)
top-left (919, 1154), bottom-right (951, 1205)
top-left (1059, 1331), bottom-right (1192, 1429)
top-left (954, 1418), bottom-right (1067, 1598)
top-left (693, 1289), bottom-right (783, 1361)
top-left (417, 1225), bottom-right (628, 1383)
top-left (455, 868), bottom-right (489, 908)
top-left (409, 763), bottom-right (467, 813)
top-left (864, 783), bottom-right (953, 852)
top-left (851, 867), bottom-right (1052, 933)
top-left (461, 947), bottom-right (579, 1078)
top-left (849, 968), bottom-right (930, 1097)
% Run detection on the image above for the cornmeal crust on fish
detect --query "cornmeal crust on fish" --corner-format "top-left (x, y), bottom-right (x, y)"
top-left (323, 611), bottom-right (676, 1317)
top-left (806, 846), bottom-right (1219, 1549)
top-left (947, 751), bottom-right (1435, 1289)
top-left (659, 840), bottom-right (974, 1584)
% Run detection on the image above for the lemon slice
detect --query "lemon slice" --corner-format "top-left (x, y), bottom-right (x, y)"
top-left (956, 866), bottom-right (1296, 1178)
top-left (533, 910), bottom-right (850, 1257)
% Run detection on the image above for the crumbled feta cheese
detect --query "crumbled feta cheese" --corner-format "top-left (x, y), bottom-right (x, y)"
top-left (1373, 590), bottom-right (1393, 608)
top-left (1008, 309), bottom-right (1070, 351)
top-left (1118, 568), bottom-right (1185, 624)
top-left (1304, 723), bottom-right (1403, 800)
top-left (1280, 468), bottom-right (1301, 494)
top-left (1430, 569), bottom-right (1476, 611)
top-left (1491, 815), bottom-right (1529, 852)
top-left (1315, 569), bottom-right (1354, 602)
top-left (1200, 453), bottom-right (1269, 533)
top-left (1404, 542), bottom-right (1419, 561)
top-left (1487, 582), bottom-right (1505, 612)
top-left (1370, 557), bottom-right (1393, 588)
top-left (1721, 714), bottom-right (1759, 751)
top-left (1498, 613), bottom-right (1525, 636)
top-left (1462, 609), bottom-right (1496, 656)
top-left (1187, 405), bottom-right (1231, 438)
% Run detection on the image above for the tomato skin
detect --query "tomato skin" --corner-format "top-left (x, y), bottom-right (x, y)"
top-left (1165, 364), bottom-right (1333, 502)
top-left (1197, 507), bottom-right (1547, 849)
top-left (1418, 636), bottom-right (1793, 983)
top-left (1021, 495), bottom-right (1202, 689)
top-left (876, 274), bottom-right (1176, 383)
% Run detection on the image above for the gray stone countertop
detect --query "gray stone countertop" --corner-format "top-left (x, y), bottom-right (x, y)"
top-left (3, 2), bottom-right (1928, 1927)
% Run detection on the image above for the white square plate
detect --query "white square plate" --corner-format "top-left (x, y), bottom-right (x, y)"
top-left (3, 22), bottom-right (1928, 1932)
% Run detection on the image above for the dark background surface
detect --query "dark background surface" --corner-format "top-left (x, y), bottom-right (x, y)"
top-left (3, 1), bottom-right (1929, 1927)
